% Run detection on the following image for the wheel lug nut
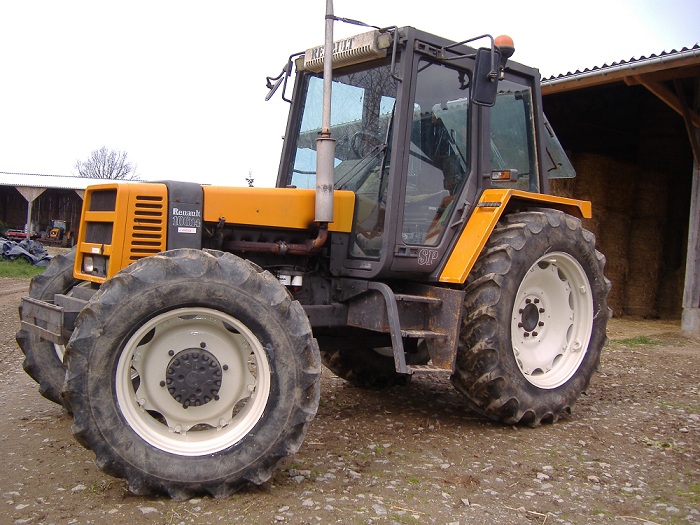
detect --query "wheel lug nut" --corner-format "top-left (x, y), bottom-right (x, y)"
top-left (223, 364), bottom-right (229, 371)
top-left (200, 342), bottom-right (206, 348)
top-left (539, 308), bottom-right (545, 313)
top-left (532, 331), bottom-right (538, 337)
top-left (168, 350), bottom-right (175, 356)
top-left (534, 298), bottom-right (540, 304)
top-left (160, 380), bottom-right (166, 387)
top-left (524, 332), bottom-right (530, 337)
top-left (518, 322), bottom-right (523, 328)
top-left (525, 299), bottom-right (531, 304)
top-left (539, 321), bottom-right (544, 327)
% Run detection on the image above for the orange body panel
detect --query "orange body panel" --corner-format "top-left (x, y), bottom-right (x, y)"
top-left (74, 183), bottom-right (168, 282)
top-left (202, 187), bottom-right (355, 232)
top-left (73, 183), bottom-right (356, 283)
top-left (438, 189), bottom-right (592, 284)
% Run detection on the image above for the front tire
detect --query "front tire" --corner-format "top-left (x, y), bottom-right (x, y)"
top-left (62, 249), bottom-right (320, 498)
top-left (451, 210), bottom-right (610, 426)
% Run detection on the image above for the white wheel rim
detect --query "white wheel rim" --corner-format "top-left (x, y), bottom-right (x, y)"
top-left (510, 252), bottom-right (593, 389)
top-left (115, 307), bottom-right (271, 456)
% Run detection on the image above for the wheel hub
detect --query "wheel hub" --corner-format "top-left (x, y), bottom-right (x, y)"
top-left (166, 348), bottom-right (222, 408)
top-left (518, 298), bottom-right (544, 337)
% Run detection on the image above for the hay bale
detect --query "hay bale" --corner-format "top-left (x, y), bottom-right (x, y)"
top-left (624, 217), bottom-right (664, 318)
top-left (634, 170), bottom-right (669, 219)
top-left (603, 160), bottom-right (636, 213)
top-left (598, 211), bottom-right (631, 316)
top-left (570, 153), bottom-right (609, 209)
top-left (549, 177), bottom-right (576, 199)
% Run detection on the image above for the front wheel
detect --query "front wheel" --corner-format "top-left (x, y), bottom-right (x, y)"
top-left (62, 249), bottom-right (320, 498)
top-left (451, 209), bottom-right (610, 426)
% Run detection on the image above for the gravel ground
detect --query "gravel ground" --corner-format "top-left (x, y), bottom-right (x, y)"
top-left (1, 274), bottom-right (698, 525)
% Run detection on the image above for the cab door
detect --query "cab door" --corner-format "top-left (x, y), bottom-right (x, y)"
top-left (390, 57), bottom-right (479, 275)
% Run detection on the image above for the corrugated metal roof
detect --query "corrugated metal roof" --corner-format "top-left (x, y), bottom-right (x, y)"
top-left (542, 44), bottom-right (700, 94)
top-left (0, 171), bottom-right (130, 190)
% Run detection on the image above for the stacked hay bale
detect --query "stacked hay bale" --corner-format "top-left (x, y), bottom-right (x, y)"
top-left (624, 170), bottom-right (668, 318)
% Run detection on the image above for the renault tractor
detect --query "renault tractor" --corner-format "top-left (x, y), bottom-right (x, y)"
top-left (17, 16), bottom-right (610, 499)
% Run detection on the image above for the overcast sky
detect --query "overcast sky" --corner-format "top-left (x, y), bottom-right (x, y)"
top-left (1, 0), bottom-right (698, 188)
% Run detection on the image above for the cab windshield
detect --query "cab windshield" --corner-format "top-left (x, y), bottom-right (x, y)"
top-left (288, 61), bottom-right (398, 192)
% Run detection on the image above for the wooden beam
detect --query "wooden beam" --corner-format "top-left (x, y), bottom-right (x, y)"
top-left (674, 78), bottom-right (700, 164)
top-left (14, 187), bottom-right (46, 238)
top-left (626, 75), bottom-right (700, 128)
top-left (682, 79), bottom-right (700, 335)
top-left (624, 64), bottom-right (700, 84)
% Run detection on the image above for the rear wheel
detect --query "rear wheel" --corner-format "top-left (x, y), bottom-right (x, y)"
top-left (62, 249), bottom-right (320, 498)
top-left (16, 248), bottom-right (81, 405)
top-left (451, 209), bottom-right (610, 426)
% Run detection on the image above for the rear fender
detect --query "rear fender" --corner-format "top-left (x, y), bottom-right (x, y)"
top-left (438, 189), bottom-right (591, 284)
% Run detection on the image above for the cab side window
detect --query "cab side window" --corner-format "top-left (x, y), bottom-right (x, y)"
top-left (490, 84), bottom-right (539, 192)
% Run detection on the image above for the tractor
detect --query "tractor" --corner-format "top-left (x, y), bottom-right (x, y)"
top-left (17, 14), bottom-right (610, 499)
top-left (42, 219), bottom-right (75, 247)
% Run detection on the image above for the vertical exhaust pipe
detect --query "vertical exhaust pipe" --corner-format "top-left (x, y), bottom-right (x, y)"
top-left (315, 0), bottom-right (336, 224)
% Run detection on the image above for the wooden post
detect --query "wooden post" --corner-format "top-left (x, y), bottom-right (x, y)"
top-left (682, 78), bottom-right (700, 334)
top-left (15, 186), bottom-right (46, 238)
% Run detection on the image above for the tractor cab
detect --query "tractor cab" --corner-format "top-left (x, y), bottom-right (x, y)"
top-left (273, 27), bottom-right (574, 281)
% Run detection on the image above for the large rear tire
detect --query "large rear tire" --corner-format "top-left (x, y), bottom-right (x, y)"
top-left (62, 249), bottom-right (320, 498)
top-left (16, 248), bottom-right (80, 405)
top-left (451, 209), bottom-right (610, 426)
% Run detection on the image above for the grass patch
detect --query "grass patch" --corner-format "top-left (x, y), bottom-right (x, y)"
top-left (387, 513), bottom-right (421, 524)
top-left (679, 483), bottom-right (700, 503)
top-left (611, 335), bottom-right (659, 347)
top-left (0, 257), bottom-right (46, 278)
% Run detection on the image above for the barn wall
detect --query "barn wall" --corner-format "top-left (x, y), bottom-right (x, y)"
top-left (32, 190), bottom-right (84, 234)
top-left (0, 187), bottom-right (83, 235)
top-left (0, 187), bottom-right (29, 229)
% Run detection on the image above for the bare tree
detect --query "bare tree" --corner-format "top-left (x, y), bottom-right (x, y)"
top-left (75, 147), bottom-right (139, 180)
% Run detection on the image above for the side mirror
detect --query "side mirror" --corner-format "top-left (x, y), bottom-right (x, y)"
top-left (471, 47), bottom-right (502, 107)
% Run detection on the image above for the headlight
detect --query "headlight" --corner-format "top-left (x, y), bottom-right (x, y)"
top-left (83, 255), bottom-right (94, 273)
top-left (82, 255), bottom-right (108, 277)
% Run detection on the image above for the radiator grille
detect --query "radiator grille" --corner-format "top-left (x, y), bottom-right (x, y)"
top-left (129, 195), bottom-right (166, 260)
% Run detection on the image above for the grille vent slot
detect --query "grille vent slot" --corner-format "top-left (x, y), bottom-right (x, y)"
top-left (129, 195), bottom-right (166, 260)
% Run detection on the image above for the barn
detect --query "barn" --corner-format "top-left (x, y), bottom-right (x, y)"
top-left (542, 44), bottom-right (700, 332)
top-left (0, 173), bottom-right (108, 243)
